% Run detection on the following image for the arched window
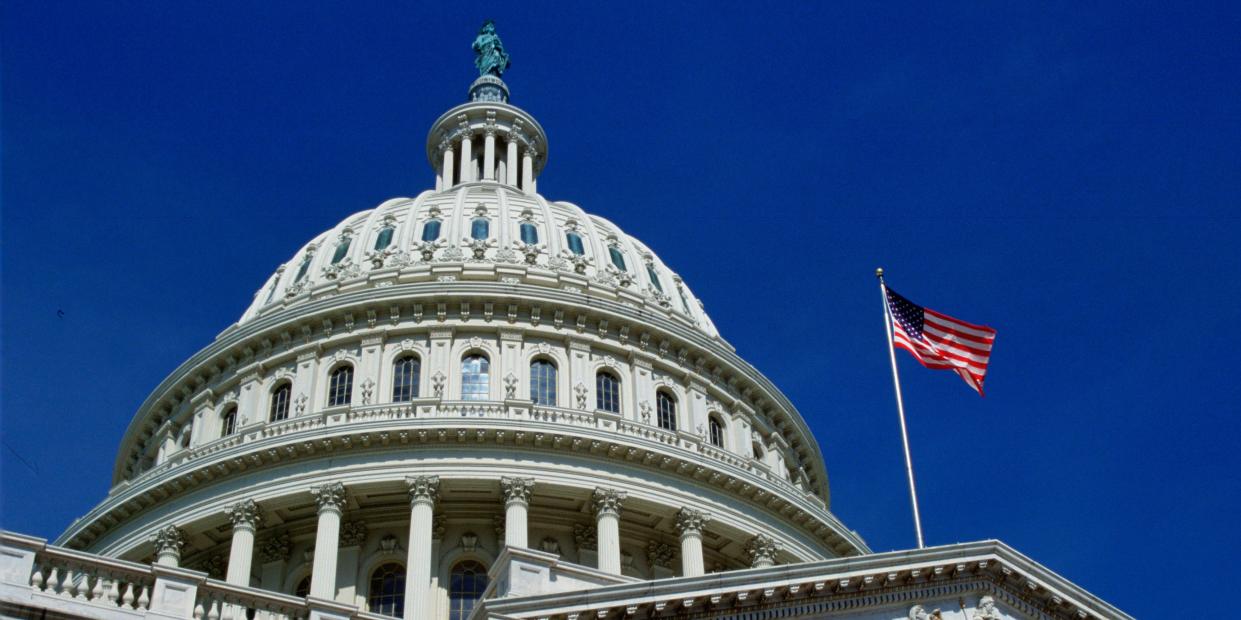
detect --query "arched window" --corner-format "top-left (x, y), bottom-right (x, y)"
top-left (269, 382), bottom-right (291, 422)
top-left (392, 355), bottom-right (421, 402)
top-left (294, 575), bottom-right (311, 597)
top-left (331, 238), bottom-right (352, 264)
top-left (565, 232), bottom-right (585, 256)
top-left (221, 406), bottom-right (237, 437)
top-left (519, 222), bottom-right (538, 245)
top-left (529, 359), bottom-right (557, 406)
top-left (708, 415), bottom-right (725, 448)
top-left (374, 226), bottom-right (395, 251)
top-left (656, 390), bottom-right (677, 431)
top-left (461, 354), bottom-right (490, 401)
top-left (294, 254), bottom-right (313, 282)
top-left (596, 371), bottom-right (620, 413)
top-left (367, 563), bottom-right (405, 616)
top-left (328, 365), bottom-right (353, 407)
top-left (421, 219), bottom-right (442, 242)
top-left (448, 560), bottom-right (488, 620)
top-left (470, 218), bottom-right (490, 240)
top-left (608, 246), bottom-right (627, 271)
top-left (645, 264), bottom-right (664, 293)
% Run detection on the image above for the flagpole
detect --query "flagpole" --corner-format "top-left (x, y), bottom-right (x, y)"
top-left (876, 268), bottom-right (925, 549)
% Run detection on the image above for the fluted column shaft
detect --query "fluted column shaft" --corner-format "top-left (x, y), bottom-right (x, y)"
top-left (675, 508), bottom-right (710, 577)
top-left (501, 477), bottom-right (534, 548)
top-left (310, 483), bottom-right (347, 599)
top-left (441, 146), bottom-right (455, 189)
top-left (506, 139), bottom-right (519, 185)
top-left (404, 476), bottom-right (439, 620)
top-left (521, 148), bottom-right (535, 193)
top-left (483, 131), bottom-right (496, 180)
top-left (225, 500), bottom-right (261, 586)
top-left (592, 488), bottom-right (626, 575)
top-left (459, 135), bottom-right (473, 183)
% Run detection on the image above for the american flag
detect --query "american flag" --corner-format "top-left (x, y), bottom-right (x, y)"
top-left (885, 286), bottom-right (997, 395)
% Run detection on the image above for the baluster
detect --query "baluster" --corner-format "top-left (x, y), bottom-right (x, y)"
top-left (136, 584), bottom-right (151, 609)
top-left (106, 577), bottom-right (121, 604)
top-left (193, 601), bottom-right (206, 619)
top-left (121, 582), bottom-right (135, 607)
top-left (75, 572), bottom-right (92, 600)
top-left (29, 565), bottom-right (44, 590)
top-left (45, 567), bottom-right (60, 595)
top-left (206, 599), bottom-right (221, 620)
top-left (91, 574), bottom-right (105, 600)
top-left (64, 569), bottom-right (80, 599)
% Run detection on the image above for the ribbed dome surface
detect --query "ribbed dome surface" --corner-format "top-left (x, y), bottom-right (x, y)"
top-left (241, 183), bottom-right (720, 339)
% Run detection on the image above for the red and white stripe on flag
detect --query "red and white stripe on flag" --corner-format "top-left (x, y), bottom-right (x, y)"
top-left (886, 287), bottom-right (996, 395)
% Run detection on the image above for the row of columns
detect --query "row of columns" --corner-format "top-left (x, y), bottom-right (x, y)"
top-left (148, 480), bottom-right (780, 619)
top-left (438, 131), bottom-right (538, 192)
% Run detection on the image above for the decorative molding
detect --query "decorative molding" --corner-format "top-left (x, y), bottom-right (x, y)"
top-left (572, 523), bottom-right (596, 551)
top-left (745, 533), bottom-right (780, 567)
top-left (224, 499), bottom-right (261, 530)
top-left (310, 482), bottom-right (348, 513)
top-left (646, 541), bottom-right (676, 569)
top-left (406, 475), bottom-right (440, 506)
top-left (591, 487), bottom-right (626, 518)
top-left (500, 476), bottom-right (535, 506)
top-left (150, 525), bottom-right (185, 560)
top-left (539, 537), bottom-right (561, 556)
top-left (378, 533), bottom-right (403, 555)
top-left (674, 508), bottom-right (710, 536)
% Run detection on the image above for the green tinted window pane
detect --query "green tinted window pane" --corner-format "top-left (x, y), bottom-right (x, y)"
top-left (566, 232), bottom-right (585, 255)
top-left (331, 239), bottom-right (351, 264)
top-left (519, 223), bottom-right (538, 245)
top-left (294, 255), bottom-right (312, 282)
top-left (374, 227), bottom-right (394, 250)
top-left (645, 264), bottom-right (663, 292)
top-left (422, 220), bottom-right (441, 241)
top-left (608, 247), bottom-right (627, 272)
top-left (471, 218), bottom-right (490, 240)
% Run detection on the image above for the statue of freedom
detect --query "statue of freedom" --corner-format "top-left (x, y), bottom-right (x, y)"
top-left (472, 20), bottom-right (511, 77)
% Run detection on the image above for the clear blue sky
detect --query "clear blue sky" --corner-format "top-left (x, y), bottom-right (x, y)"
top-left (3, 2), bottom-right (1238, 616)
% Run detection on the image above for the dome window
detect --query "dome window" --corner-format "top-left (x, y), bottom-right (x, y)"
top-left (331, 238), bottom-right (352, 264)
top-left (656, 390), bottom-right (677, 431)
top-left (328, 365), bottom-right (353, 407)
top-left (374, 226), bottom-right (395, 251)
top-left (645, 264), bottom-right (664, 293)
top-left (519, 222), bottom-right (539, 245)
top-left (263, 276), bottom-right (280, 304)
top-left (530, 359), bottom-right (557, 406)
top-left (393, 355), bottom-right (420, 402)
top-left (608, 247), bottom-right (627, 272)
top-left (596, 371), bottom-right (620, 413)
top-left (676, 285), bottom-right (692, 315)
top-left (270, 382), bottom-right (292, 422)
top-left (461, 354), bottom-right (490, 400)
top-left (471, 218), bottom-right (490, 241)
top-left (294, 254), bottom-right (313, 282)
top-left (565, 232), bottom-right (585, 256)
top-left (368, 563), bottom-right (406, 617)
top-left (422, 219), bottom-right (442, 242)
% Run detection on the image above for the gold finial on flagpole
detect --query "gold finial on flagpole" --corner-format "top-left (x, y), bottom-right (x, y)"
top-left (875, 267), bottom-right (884, 279)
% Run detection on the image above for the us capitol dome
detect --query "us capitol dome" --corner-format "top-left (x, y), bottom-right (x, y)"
top-left (0, 22), bottom-right (1130, 620)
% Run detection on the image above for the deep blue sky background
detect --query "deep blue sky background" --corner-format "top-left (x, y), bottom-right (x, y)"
top-left (3, 2), bottom-right (1239, 615)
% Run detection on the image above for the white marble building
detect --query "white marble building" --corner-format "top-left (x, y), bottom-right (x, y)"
top-left (0, 29), bottom-right (1130, 620)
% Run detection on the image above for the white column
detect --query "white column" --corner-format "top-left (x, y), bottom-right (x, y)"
top-left (674, 509), bottom-right (709, 577)
top-left (150, 526), bottom-right (185, 567)
top-left (310, 482), bottom-right (346, 599)
top-left (459, 134), bottom-right (473, 183)
top-left (483, 130), bottom-right (496, 180)
top-left (591, 488), bottom-right (626, 575)
top-left (500, 477), bottom-right (534, 548)
top-left (745, 534), bottom-right (779, 569)
top-left (521, 148), bottom-right (535, 193)
top-left (225, 500), bottom-right (262, 586)
top-left (441, 145), bottom-right (455, 189)
top-left (506, 139), bottom-right (519, 185)
top-left (404, 476), bottom-right (439, 620)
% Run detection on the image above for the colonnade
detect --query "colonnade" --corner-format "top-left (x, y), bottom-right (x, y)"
top-left (147, 479), bottom-right (779, 619)
top-left (437, 129), bottom-right (538, 193)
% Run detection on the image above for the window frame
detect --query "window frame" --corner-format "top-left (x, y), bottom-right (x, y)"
top-left (367, 562), bottom-right (406, 617)
top-left (327, 364), bottom-right (354, 407)
top-left (221, 406), bottom-right (237, 437)
top-left (421, 219), bottom-right (442, 242)
top-left (529, 358), bottom-right (557, 406)
top-left (656, 390), bottom-right (677, 431)
top-left (595, 371), bottom-right (620, 413)
top-left (269, 382), bottom-right (292, 422)
top-left (447, 560), bottom-right (488, 620)
top-left (461, 354), bottom-right (490, 401)
top-left (392, 355), bottom-right (421, 403)
top-left (708, 415), bottom-right (725, 448)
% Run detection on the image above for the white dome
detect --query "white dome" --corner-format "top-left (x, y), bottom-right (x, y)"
top-left (241, 184), bottom-right (721, 340)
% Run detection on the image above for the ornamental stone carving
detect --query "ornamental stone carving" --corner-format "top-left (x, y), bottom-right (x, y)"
top-left (379, 534), bottom-right (402, 555)
top-left (360, 379), bottom-right (374, 405)
top-left (974, 596), bottom-right (1000, 620)
top-left (745, 533), bottom-right (780, 567)
top-left (539, 537), bottom-right (561, 555)
top-left (493, 515), bottom-right (505, 541)
top-left (572, 523), bottom-right (597, 550)
top-left (646, 541), bottom-right (677, 569)
top-left (674, 508), bottom-right (710, 536)
top-left (257, 532), bottom-right (291, 563)
top-left (432, 515), bottom-right (446, 540)
top-left (406, 475), bottom-right (440, 506)
top-left (150, 525), bottom-right (185, 561)
top-left (639, 401), bottom-right (652, 423)
top-left (908, 604), bottom-right (943, 620)
top-left (460, 531), bottom-right (479, 552)
top-left (339, 521), bottom-right (368, 547)
top-left (432, 372), bottom-right (446, 398)
top-left (311, 482), bottom-right (348, 513)
top-left (574, 382), bottom-right (588, 409)
top-left (591, 487), bottom-right (627, 518)
top-left (503, 373), bottom-right (518, 399)
top-left (500, 476), bottom-right (535, 505)
top-left (225, 499), bottom-right (262, 530)
top-left (295, 393), bottom-right (308, 415)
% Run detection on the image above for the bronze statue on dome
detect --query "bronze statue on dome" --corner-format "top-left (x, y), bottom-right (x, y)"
top-left (472, 20), bottom-right (511, 77)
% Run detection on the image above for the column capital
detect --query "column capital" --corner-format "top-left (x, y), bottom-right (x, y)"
top-left (310, 482), bottom-right (348, 514)
top-left (745, 533), bottom-right (780, 567)
top-left (225, 499), bottom-right (262, 531)
top-left (406, 475), bottom-right (441, 507)
top-left (674, 508), bottom-right (711, 536)
top-left (439, 140), bottom-right (454, 154)
top-left (591, 487), bottom-right (627, 518)
top-left (150, 525), bottom-right (185, 560)
top-left (500, 477), bottom-right (535, 506)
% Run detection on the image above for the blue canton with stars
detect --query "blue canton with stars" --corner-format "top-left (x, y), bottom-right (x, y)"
top-left (887, 289), bottom-right (926, 339)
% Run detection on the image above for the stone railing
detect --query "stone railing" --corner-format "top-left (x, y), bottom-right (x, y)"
top-left (0, 532), bottom-right (389, 620)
